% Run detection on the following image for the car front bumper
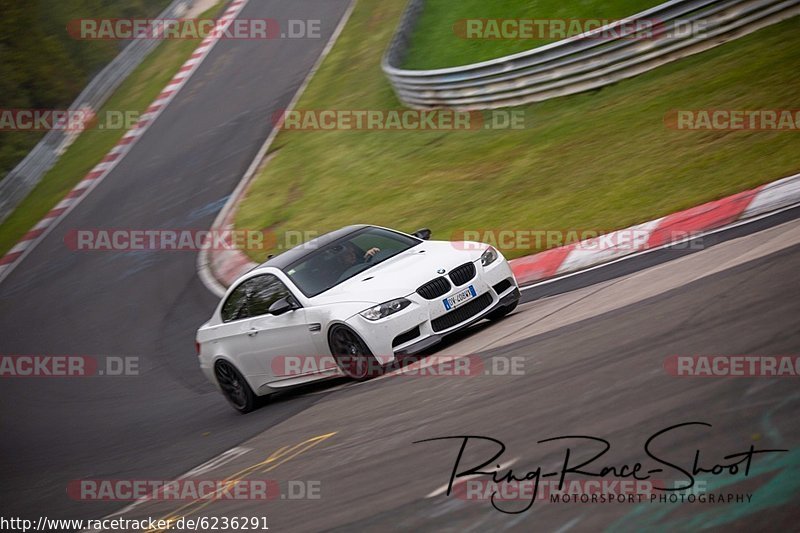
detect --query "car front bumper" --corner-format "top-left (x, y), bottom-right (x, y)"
top-left (345, 257), bottom-right (519, 363)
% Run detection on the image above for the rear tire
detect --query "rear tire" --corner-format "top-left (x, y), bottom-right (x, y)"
top-left (328, 325), bottom-right (381, 381)
top-left (214, 360), bottom-right (258, 413)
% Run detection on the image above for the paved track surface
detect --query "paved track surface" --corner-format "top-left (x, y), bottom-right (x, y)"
top-left (1, 0), bottom-right (798, 528)
top-left (104, 217), bottom-right (800, 531)
top-left (0, 0), bottom-right (351, 521)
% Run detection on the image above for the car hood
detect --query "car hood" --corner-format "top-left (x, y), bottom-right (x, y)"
top-left (308, 240), bottom-right (486, 306)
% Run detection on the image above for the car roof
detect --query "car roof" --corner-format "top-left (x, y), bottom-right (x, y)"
top-left (259, 224), bottom-right (371, 271)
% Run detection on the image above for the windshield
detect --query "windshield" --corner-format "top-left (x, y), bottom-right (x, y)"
top-left (283, 227), bottom-right (420, 297)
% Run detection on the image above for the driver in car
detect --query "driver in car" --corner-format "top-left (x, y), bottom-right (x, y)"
top-left (338, 243), bottom-right (381, 267)
top-left (324, 243), bottom-right (380, 286)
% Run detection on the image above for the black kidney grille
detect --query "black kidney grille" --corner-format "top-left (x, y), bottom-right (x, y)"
top-left (431, 292), bottom-right (492, 332)
top-left (448, 262), bottom-right (476, 286)
top-left (416, 277), bottom-right (451, 300)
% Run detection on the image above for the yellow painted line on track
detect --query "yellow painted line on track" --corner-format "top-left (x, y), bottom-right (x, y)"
top-left (143, 432), bottom-right (337, 532)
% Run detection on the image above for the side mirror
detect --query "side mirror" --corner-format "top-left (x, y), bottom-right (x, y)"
top-left (269, 296), bottom-right (298, 316)
top-left (412, 228), bottom-right (432, 240)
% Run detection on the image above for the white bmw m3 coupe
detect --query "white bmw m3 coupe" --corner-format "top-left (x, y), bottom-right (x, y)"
top-left (197, 225), bottom-right (519, 412)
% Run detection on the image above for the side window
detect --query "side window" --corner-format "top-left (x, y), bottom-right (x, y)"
top-left (246, 274), bottom-right (291, 317)
top-left (221, 282), bottom-right (250, 322)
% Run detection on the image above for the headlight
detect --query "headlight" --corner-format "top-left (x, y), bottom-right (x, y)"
top-left (360, 298), bottom-right (412, 321)
top-left (481, 246), bottom-right (498, 267)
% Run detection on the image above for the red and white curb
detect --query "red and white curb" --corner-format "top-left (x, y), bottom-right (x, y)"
top-left (202, 172), bottom-right (800, 293)
top-left (0, 0), bottom-right (250, 286)
top-left (510, 172), bottom-right (800, 285)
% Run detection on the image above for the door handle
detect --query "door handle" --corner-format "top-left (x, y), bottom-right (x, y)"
top-left (247, 329), bottom-right (259, 337)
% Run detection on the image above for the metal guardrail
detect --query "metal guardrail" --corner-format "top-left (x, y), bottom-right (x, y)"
top-left (382, 0), bottom-right (800, 110)
top-left (0, 0), bottom-right (195, 224)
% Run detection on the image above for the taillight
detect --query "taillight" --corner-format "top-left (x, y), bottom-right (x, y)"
top-left (195, 341), bottom-right (201, 356)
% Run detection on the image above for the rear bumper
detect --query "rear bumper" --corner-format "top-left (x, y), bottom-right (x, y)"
top-left (200, 360), bottom-right (217, 390)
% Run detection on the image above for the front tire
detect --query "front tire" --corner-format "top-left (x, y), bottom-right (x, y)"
top-left (214, 360), bottom-right (257, 413)
top-left (328, 325), bottom-right (381, 381)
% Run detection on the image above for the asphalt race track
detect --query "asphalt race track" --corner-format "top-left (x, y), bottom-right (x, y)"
top-left (1, 1), bottom-right (799, 530)
top-left (0, 0), bottom-right (352, 522)
top-left (90, 214), bottom-right (800, 532)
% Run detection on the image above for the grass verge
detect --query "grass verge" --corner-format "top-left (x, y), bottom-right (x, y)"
top-left (0, 2), bottom-right (224, 257)
top-left (403, 0), bottom-right (663, 69)
top-left (235, 0), bottom-right (799, 263)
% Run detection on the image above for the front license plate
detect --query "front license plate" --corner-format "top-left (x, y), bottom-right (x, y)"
top-left (443, 285), bottom-right (477, 311)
